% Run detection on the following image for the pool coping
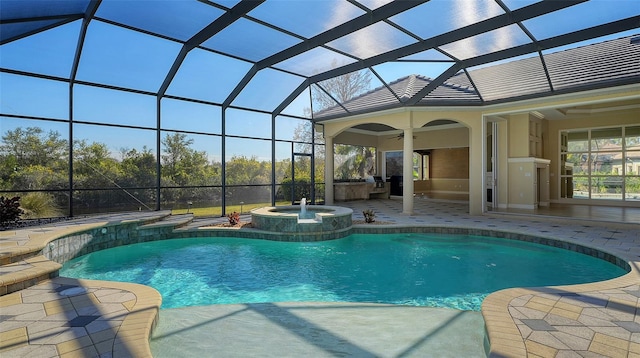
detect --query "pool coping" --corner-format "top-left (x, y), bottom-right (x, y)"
top-left (481, 271), bottom-right (640, 357)
top-left (1, 211), bottom-right (639, 357)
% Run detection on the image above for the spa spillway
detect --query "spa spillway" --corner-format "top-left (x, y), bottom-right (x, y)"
top-left (250, 205), bottom-right (353, 241)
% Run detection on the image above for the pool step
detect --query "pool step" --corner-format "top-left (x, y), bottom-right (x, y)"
top-left (173, 214), bottom-right (252, 231)
top-left (0, 211), bottom-right (180, 296)
top-left (0, 255), bottom-right (61, 295)
top-left (137, 213), bottom-right (194, 230)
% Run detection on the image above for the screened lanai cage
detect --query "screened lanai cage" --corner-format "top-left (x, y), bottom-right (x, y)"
top-left (1, 0), bottom-right (639, 218)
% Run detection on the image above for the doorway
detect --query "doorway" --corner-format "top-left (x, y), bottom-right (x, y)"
top-left (485, 120), bottom-right (499, 209)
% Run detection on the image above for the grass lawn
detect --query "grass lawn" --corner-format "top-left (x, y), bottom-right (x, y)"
top-left (171, 201), bottom-right (292, 217)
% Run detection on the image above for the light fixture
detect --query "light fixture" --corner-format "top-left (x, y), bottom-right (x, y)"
top-left (531, 111), bottom-right (545, 119)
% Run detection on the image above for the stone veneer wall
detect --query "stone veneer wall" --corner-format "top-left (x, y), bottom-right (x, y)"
top-left (43, 222), bottom-right (176, 265)
top-left (251, 216), bottom-right (352, 236)
top-left (249, 206), bottom-right (353, 241)
top-left (172, 226), bottom-right (354, 242)
top-left (334, 182), bottom-right (376, 201)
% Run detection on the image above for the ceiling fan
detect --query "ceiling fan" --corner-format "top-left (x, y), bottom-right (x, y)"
top-left (388, 133), bottom-right (416, 140)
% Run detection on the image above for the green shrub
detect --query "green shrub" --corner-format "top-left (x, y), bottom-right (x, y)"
top-left (279, 177), bottom-right (312, 201)
top-left (20, 192), bottom-right (63, 219)
top-left (0, 196), bottom-right (23, 227)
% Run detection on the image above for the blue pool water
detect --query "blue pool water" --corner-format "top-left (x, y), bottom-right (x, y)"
top-left (60, 233), bottom-right (627, 311)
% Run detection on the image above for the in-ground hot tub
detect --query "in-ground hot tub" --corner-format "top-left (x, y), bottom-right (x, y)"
top-left (250, 205), bottom-right (353, 241)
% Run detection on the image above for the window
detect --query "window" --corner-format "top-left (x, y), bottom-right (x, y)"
top-left (334, 145), bottom-right (375, 180)
top-left (385, 151), bottom-right (402, 178)
top-left (413, 152), bottom-right (430, 180)
top-left (560, 125), bottom-right (639, 201)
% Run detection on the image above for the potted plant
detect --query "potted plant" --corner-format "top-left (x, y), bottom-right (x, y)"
top-left (226, 211), bottom-right (241, 226)
top-left (362, 209), bottom-right (375, 223)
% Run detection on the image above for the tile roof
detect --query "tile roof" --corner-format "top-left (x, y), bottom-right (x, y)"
top-left (314, 35), bottom-right (640, 120)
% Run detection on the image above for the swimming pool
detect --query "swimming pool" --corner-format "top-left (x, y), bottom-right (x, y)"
top-left (60, 233), bottom-right (627, 311)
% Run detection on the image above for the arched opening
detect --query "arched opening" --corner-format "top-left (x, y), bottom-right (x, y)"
top-left (326, 118), bottom-right (472, 209)
top-left (406, 119), bottom-right (471, 202)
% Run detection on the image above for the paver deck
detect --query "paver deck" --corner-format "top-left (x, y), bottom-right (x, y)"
top-left (1, 199), bottom-right (638, 357)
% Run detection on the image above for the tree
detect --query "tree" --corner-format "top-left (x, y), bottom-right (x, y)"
top-left (72, 139), bottom-right (129, 211)
top-left (274, 157), bottom-right (292, 184)
top-left (312, 68), bottom-right (372, 111)
top-left (292, 120), bottom-right (321, 154)
top-left (0, 127), bottom-right (68, 189)
top-left (119, 147), bottom-right (156, 188)
top-left (290, 120), bottom-right (326, 187)
top-left (161, 133), bottom-right (209, 187)
top-left (160, 133), bottom-right (219, 207)
top-left (10, 165), bottom-right (66, 190)
top-left (224, 155), bottom-right (272, 205)
top-left (224, 155), bottom-right (271, 185)
top-left (293, 69), bottom-right (374, 182)
top-left (73, 139), bottom-right (122, 189)
top-left (0, 127), bottom-right (67, 168)
top-left (295, 68), bottom-right (373, 149)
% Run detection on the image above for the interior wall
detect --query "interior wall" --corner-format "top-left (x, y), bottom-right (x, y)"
top-left (508, 113), bottom-right (530, 158)
top-left (428, 147), bottom-right (470, 194)
top-left (431, 148), bottom-right (469, 179)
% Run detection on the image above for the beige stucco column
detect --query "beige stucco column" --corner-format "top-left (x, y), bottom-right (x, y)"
top-left (324, 135), bottom-right (334, 205)
top-left (468, 122), bottom-right (483, 215)
top-left (402, 127), bottom-right (414, 214)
